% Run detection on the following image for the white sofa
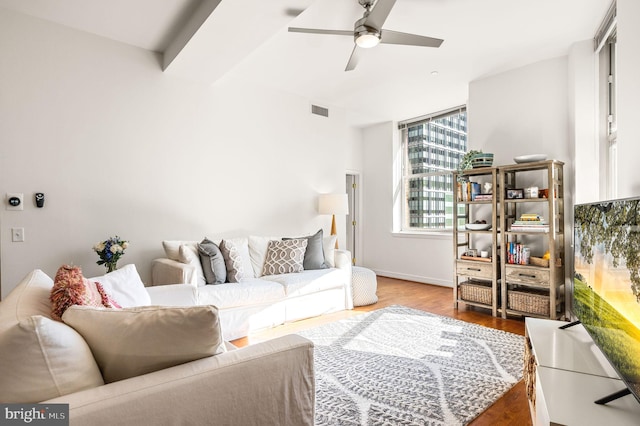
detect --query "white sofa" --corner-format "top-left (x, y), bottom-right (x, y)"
top-left (151, 235), bottom-right (353, 341)
top-left (0, 267), bottom-right (315, 425)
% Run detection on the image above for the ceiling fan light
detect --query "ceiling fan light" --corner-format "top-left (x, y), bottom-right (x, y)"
top-left (355, 32), bottom-right (380, 48)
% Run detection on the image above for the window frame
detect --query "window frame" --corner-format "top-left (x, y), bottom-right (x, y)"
top-left (398, 106), bottom-right (468, 233)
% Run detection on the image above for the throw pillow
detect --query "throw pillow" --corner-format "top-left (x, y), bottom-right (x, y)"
top-left (62, 305), bottom-right (226, 383)
top-left (262, 239), bottom-right (308, 276)
top-left (219, 238), bottom-right (254, 282)
top-left (178, 244), bottom-right (206, 286)
top-left (0, 269), bottom-right (54, 334)
top-left (90, 264), bottom-right (151, 308)
top-left (0, 315), bottom-right (105, 403)
top-left (198, 238), bottom-right (226, 284)
top-left (284, 229), bottom-right (328, 270)
top-left (248, 235), bottom-right (281, 277)
top-left (323, 235), bottom-right (338, 267)
top-left (50, 265), bottom-right (121, 321)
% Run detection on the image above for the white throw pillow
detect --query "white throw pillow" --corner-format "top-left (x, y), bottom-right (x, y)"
top-left (323, 235), bottom-right (338, 267)
top-left (0, 315), bottom-right (104, 403)
top-left (62, 305), bottom-right (226, 383)
top-left (248, 235), bottom-right (281, 277)
top-left (179, 244), bottom-right (206, 286)
top-left (0, 269), bottom-right (54, 333)
top-left (162, 240), bottom-right (198, 261)
top-left (90, 264), bottom-right (151, 308)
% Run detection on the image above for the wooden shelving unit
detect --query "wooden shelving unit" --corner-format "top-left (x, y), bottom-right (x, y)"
top-left (499, 160), bottom-right (565, 320)
top-left (452, 167), bottom-right (501, 317)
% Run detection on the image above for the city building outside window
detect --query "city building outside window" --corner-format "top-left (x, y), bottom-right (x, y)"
top-left (398, 106), bottom-right (468, 231)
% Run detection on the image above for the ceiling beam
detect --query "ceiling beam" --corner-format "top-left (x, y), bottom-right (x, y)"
top-left (163, 0), bottom-right (310, 85)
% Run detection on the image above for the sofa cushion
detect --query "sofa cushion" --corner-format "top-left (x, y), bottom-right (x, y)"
top-left (220, 238), bottom-right (254, 282)
top-left (0, 269), bottom-right (53, 334)
top-left (62, 305), bottom-right (226, 383)
top-left (284, 229), bottom-right (328, 270)
top-left (248, 235), bottom-right (281, 277)
top-left (197, 279), bottom-right (286, 309)
top-left (198, 238), bottom-right (226, 284)
top-left (50, 265), bottom-right (121, 321)
top-left (260, 268), bottom-right (347, 297)
top-left (90, 264), bottom-right (151, 308)
top-left (0, 315), bottom-right (104, 403)
top-left (262, 239), bottom-right (308, 276)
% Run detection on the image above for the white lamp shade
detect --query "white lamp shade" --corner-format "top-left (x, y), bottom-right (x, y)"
top-left (318, 194), bottom-right (349, 215)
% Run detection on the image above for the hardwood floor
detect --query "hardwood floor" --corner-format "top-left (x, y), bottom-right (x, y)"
top-left (230, 276), bottom-right (532, 426)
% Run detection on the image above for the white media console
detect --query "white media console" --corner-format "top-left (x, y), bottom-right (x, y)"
top-left (525, 318), bottom-right (640, 425)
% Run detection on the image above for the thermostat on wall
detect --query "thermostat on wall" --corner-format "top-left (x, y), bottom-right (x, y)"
top-left (6, 193), bottom-right (23, 211)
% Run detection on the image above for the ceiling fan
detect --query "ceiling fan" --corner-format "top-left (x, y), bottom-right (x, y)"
top-left (288, 0), bottom-right (443, 71)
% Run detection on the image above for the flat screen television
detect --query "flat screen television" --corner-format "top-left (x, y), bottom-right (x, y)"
top-left (572, 197), bottom-right (640, 405)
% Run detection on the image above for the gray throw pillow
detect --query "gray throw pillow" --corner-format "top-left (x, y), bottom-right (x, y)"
top-left (284, 229), bottom-right (328, 270)
top-left (198, 238), bottom-right (226, 284)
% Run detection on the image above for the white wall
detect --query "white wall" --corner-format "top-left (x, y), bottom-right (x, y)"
top-left (615, 0), bottom-right (640, 198)
top-left (0, 9), bottom-right (362, 297)
top-left (360, 123), bottom-right (453, 286)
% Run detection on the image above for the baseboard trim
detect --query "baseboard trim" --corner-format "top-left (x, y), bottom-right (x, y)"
top-left (371, 269), bottom-right (452, 288)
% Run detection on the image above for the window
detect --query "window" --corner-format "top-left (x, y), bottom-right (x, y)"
top-left (398, 106), bottom-right (467, 231)
top-left (595, 1), bottom-right (617, 198)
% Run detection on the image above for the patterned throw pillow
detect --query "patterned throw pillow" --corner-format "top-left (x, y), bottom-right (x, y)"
top-left (219, 238), bottom-right (254, 283)
top-left (50, 265), bottom-right (121, 320)
top-left (262, 239), bottom-right (308, 276)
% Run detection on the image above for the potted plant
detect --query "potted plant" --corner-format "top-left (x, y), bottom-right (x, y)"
top-left (456, 150), bottom-right (483, 182)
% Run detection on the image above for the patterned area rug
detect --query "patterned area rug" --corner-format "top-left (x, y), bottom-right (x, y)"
top-left (298, 305), bottom-right (524, 426)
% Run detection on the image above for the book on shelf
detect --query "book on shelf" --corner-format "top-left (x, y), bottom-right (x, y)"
top-left (473, 194), bottom-right (493, 201)
top-left (507, 242), bottom-right (531, 265)
top-left (510, 225), bottom-right (549, 232)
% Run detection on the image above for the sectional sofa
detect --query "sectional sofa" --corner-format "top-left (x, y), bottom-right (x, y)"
top-left (0, 266), bottom-right (315, 424)
top-left (151, 234), bottom-right (353, 340)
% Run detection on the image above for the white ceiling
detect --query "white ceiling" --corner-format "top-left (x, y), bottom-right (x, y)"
top-left (0, 0), bottom-right (611, 126)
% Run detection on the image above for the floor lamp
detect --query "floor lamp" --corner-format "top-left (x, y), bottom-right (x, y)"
top-left (318, 193), bottom-right (349, 249)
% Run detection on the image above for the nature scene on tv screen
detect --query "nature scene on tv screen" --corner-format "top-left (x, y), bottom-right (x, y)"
top-left (574, 199), bottom-right (640, 399)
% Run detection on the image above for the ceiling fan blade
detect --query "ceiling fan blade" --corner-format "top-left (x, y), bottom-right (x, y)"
top-left (345, 45), bottom-right (362, 71)
top-left (364, 0), bottom-right (397, 30)
top-left (288, 27), bottom-right (353, 36)
top-left (381, 29), bottom-right (443, 48)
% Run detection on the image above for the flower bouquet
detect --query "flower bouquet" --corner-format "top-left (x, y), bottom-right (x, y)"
top-left (93, 236), bottom-right (129, 273)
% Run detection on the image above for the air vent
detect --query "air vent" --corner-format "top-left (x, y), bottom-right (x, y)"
top-left (311, 104), bottom-right (329, 117)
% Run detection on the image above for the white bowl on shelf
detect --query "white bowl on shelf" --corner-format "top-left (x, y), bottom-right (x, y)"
top-left (465, 223), bottom-right (491, 231)
top-left (514, 154), bottom-right (547, 164)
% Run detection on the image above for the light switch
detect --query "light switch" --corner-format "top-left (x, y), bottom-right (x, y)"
top-left (12, 227), bottom-right (25, 242)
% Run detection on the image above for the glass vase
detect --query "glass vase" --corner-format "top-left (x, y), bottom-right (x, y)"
top-left (106, 263), bottom-right (117, 273)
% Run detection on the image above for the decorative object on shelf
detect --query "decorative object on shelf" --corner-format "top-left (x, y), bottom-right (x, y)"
top-left (456, 150), bottom-right (483, 181)
top-left (524, 186), bottom-right (539, 198)
top-left (471, 152), bottom-right (494, 168)
top-left (506, 188), bottom-right (524, 199)
top-left (93, 236), bottom-right (129, 273)
top-left (465, 223), bottom-right (491, 231)
top-left (318, 193), bottom-right (348, 249)
top-left (513, 154), bottom-right (547, 164)
top-left (483, 182), bottom-right (493, 194)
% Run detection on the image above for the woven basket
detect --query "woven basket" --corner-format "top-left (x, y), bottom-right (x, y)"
top-left (508, 289), bottom-right (549, 316)
top-left (460, 281), bottom-right (493, 305)
top-left (523, 337), bottom-right (537, 409)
